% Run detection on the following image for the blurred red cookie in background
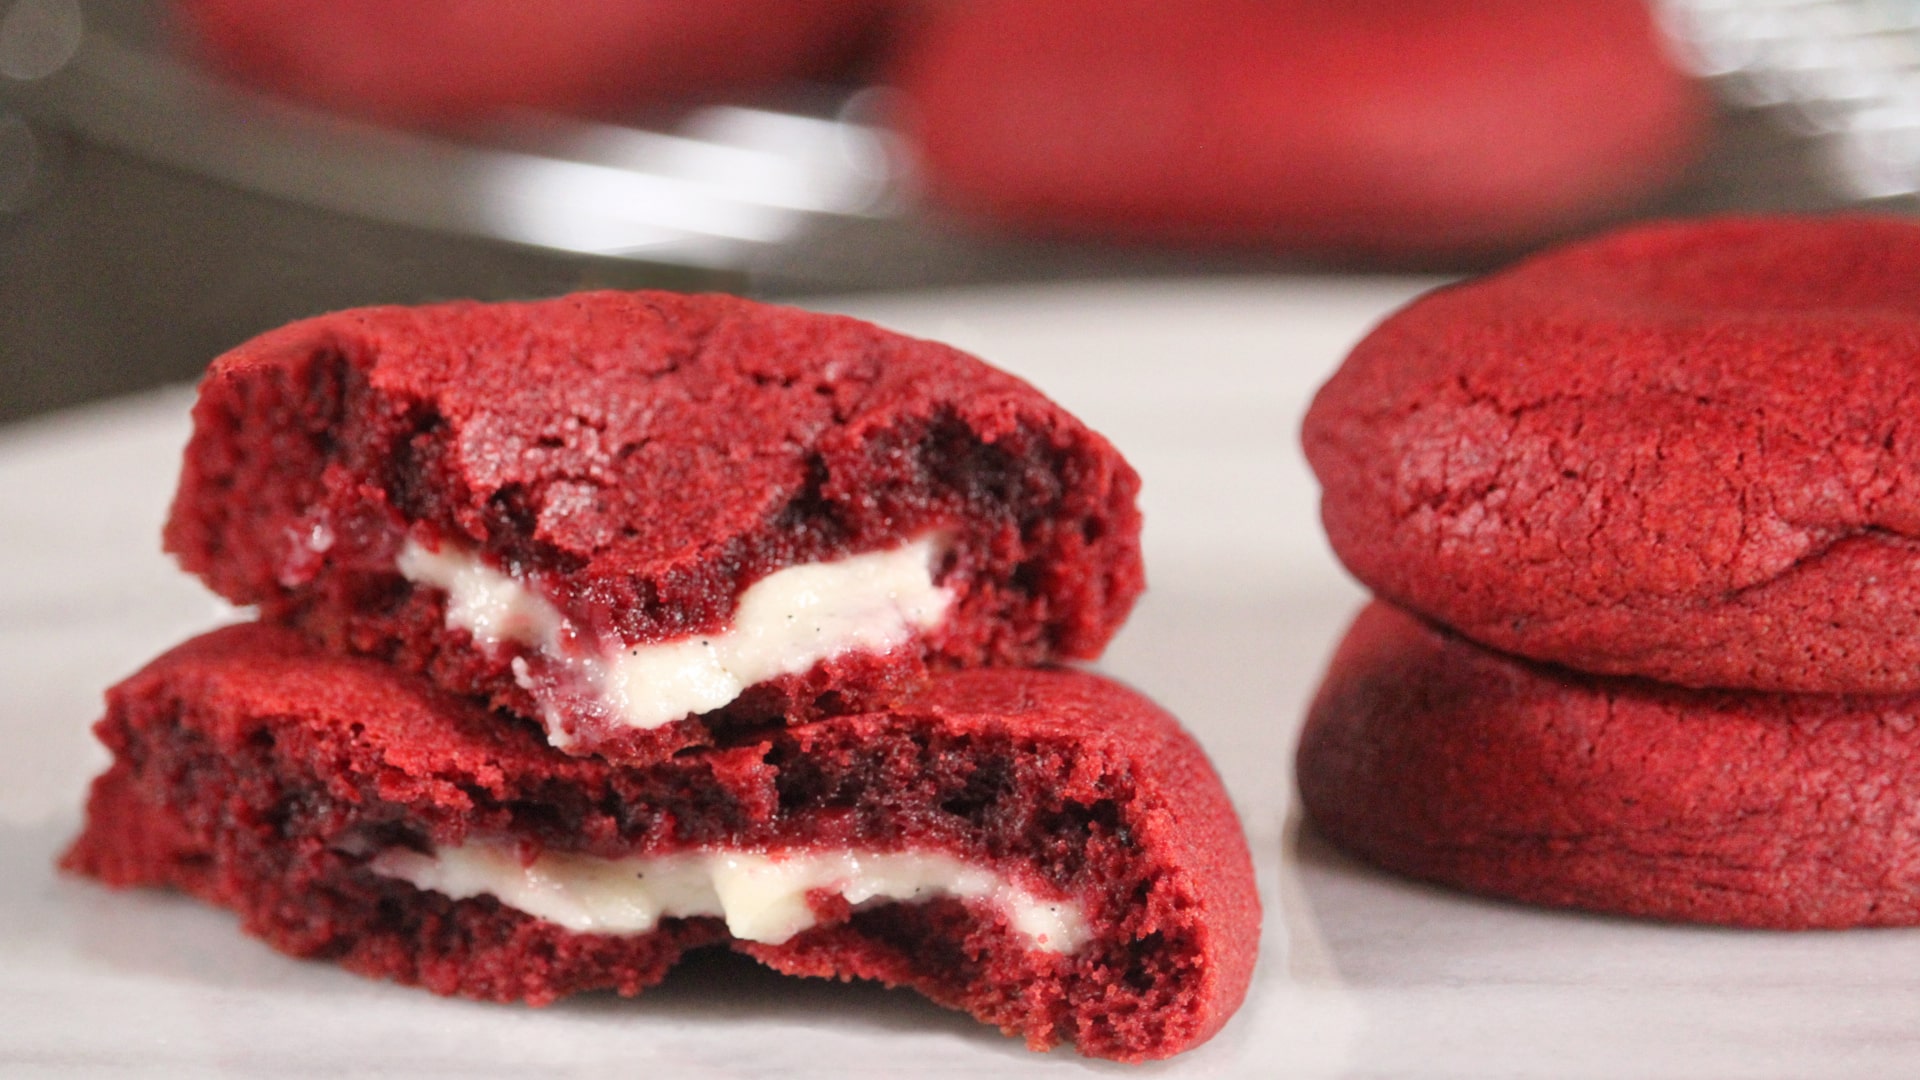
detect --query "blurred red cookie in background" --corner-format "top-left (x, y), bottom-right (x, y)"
top-left (888, 0), bottom-right (1708, 257)
top-left (173, 0), bottom-right (891, 128)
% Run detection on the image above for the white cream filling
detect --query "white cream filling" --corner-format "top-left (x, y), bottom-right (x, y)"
top-left (395, 535), bottom-right (954, 740)
top-left (370, 842), bottom-right (1091, 954)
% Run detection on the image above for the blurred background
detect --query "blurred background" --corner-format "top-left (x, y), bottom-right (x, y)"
top-left (3, 0), bottom-right (1918, 424)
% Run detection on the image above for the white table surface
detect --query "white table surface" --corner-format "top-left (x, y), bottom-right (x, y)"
top-left (7, 278), bottom-right (1920, 1078)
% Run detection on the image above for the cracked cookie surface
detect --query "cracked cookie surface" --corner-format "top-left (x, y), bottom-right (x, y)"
top-left (1303, 216), bottom-right (1920, 692)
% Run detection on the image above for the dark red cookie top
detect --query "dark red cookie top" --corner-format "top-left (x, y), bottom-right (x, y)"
top-left (1305, 215), bottom-right (1920, 692)
top-left (174, 0), bottom-right (887, 127)
top-left (1299, 602), bottom-right (1920, 929)
top-left (889, 0), bottom-right (1704, 255)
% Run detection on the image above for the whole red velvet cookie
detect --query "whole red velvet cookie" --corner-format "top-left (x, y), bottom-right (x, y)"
top-left (1305, 215), bottom-right (1920, 692)
top-left (165, 290), bottom-right (1143, 762)
top-left (1298, 602), bottom-right (1920, 929)
top-left (888, 0), bottom-right (1704, 255)
top-left (172, 0), bottom-right (887, 127)
top-left (63, 623), bottom-right (1259, 1063)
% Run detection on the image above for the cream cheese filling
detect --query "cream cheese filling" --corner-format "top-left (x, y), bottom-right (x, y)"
top-left (370, 841), bottom-right (1091, 954)
top-left (396, 535), bottom-right (953, 741)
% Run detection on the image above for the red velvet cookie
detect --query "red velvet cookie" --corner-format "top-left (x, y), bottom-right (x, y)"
top-left (173, 0), bottom-right (887, 128)
top-left (888, 0), bottom-right (1704, 256)
top-left (165, 290), bottom-right (1143, 762)
top-left (1299, 601), bottom-right (1920, 929)
top-left (63, 623), bottom-right (1259, 1063)
top-left (1305, 215), bottom-right (1920, 692)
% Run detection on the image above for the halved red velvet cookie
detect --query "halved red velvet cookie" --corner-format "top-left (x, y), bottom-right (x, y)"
top-left (63, 623), bottom-right (1258, 1062)
top-left (165, 290), bottom-right (1143, 762)
top-left (1298, 601), bottom-right (1920, 928)
top-left (1305, 215), bottom-right (1920, 692)
top-left (888, 0), bottom-right (1704, 256)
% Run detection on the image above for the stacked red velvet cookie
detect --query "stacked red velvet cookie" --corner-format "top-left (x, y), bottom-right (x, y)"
top-left (1299, 216), bottom-right (1920, 927)
top-left (63, 291), bottom-right (1258, 1061)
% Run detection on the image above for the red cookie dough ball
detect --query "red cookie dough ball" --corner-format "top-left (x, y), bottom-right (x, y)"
top-left (1304, 215), bottom-right (1920, 694)
top-left (1300, 602), bottom-right (1920, 929)
top-left (173, 0), bottom-right (889, 127)
top-left (888, 0), bottom-right (1707, 256)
